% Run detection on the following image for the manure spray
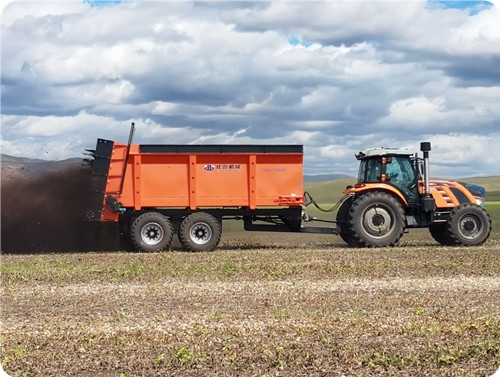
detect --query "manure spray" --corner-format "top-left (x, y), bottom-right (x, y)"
top-left (1, 162), bottom-right (119, 253)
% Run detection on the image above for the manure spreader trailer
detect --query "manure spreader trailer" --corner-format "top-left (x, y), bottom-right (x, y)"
top-left (84, 124), bottom-right (491, 251)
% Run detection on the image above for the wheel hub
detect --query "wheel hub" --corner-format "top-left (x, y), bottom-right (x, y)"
top-left (190, 222), bottom-right (212, 245)
top-left (195, 228), bottom-right (207, 238)
top-left (460, 216), bottom-right (480, 238)
top-left (141, 222), bottom-right (164, 245)
top-left (363, 207), bottom-right (392, 237)
top-left (371, 213), bottom-right (385, 227)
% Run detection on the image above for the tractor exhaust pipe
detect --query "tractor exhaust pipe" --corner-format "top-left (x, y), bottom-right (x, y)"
top-left (420, 141), bottom-right (435, 211)
top-left (420, 142), bottom-right (431, 196)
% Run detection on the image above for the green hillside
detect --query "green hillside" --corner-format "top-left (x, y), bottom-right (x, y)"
top-left (487, 191), bottom-right (500, 201)
top-left (304, 178), bottom-right (356, 204)
top-left (304, 174), bottom-right (353, 183)
top-left (459, 177), bottom-right (500, 193)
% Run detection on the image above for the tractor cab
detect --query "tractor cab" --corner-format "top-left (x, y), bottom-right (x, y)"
top-left (355, 147), bottom-right (420, 204)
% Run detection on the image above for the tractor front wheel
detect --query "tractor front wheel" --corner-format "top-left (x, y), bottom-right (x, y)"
top-left (347, 192), bottom-right (405, 247)
top-left (447, 203), bottom-right (491, 246)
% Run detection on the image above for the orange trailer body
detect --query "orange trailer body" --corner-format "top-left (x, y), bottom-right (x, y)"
top-left (86, 139), bottom-right (304, 223)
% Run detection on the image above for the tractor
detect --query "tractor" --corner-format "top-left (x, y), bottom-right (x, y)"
top-left (336, 142), bottom-right (492, 247)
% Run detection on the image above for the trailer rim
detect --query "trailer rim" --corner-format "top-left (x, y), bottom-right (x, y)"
top-left (140, 221), bottom-right (165, 246)
top-left (189, 221), bottom-right (213, 245)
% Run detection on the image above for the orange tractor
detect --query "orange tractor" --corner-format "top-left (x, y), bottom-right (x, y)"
top-left (84, 126), bottom-right (491, 251)
top-left (336, 142), bottom-right (492, 247)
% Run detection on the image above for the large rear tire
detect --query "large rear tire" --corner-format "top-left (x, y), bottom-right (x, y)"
top-left (446, 203), bottom-right (491, 246)
top-left (179, 212), bottom-right (222, 252)
top-left (347, 192), bottom-right (405, 247)
top-left (130, 212), bottom-right (174, 252)
top-left (336, 196), bottom-right (361, 247)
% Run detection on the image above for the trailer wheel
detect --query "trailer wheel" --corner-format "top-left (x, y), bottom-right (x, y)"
top-left (179, 212), bottom-right (222, 252)
top-left (347, 192), bottom-right (405, 247)
top-left (336, 196), bottom-right (361, 247)
top-left (446, 203), bottom-right (491, 246)
top-left (130, 212), bottom-right (174, 252)
top-left (428, 223), bottom-right (455, 246)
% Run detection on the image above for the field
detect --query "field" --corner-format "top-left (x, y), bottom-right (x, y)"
top-left (2, 229), bottom-right (500, 377)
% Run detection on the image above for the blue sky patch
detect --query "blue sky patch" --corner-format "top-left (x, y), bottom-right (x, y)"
top-left (426, 0), bottom-right (493, 14)
top-left (288, 37), bottom-right (313, 47)
top-left (83, 0), bottom-right (128, 7)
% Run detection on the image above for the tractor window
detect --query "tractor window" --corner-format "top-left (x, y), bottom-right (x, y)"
top-left (358, 159), bottom-right (381, 183)
top-left (386, 156), bottom-right (418, 203)
top-left (413, 157), bottom-right (424, 181)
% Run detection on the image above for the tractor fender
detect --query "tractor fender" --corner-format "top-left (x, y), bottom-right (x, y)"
top-left (343, 183), bottom-right (408, 206)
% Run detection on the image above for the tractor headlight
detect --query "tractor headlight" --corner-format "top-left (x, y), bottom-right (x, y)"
top-left (475, 198), bottom-right (485, 207)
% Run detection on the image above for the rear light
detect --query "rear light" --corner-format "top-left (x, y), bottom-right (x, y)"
top-left (354, 183), bottom-right (366, 189)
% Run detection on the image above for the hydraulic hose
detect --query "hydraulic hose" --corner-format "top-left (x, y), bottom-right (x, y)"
top-left (303, 191), bottom-right (350, 213)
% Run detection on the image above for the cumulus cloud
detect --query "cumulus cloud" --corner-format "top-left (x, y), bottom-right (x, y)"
top-left (1, 0), bottom-right (499, 178)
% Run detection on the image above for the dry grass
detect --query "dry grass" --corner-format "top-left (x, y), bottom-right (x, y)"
top-left (1, 230), bottom-right (500, 377)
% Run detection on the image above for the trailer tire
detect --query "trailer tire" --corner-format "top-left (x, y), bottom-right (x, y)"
top-left (428, 223), bottom-right (455, 246)
top-left (179, 212), bottom-right (222, 252)
top-left (446, 203), bottom-right (491, 246)
top-left (336, 196), bottom-right (361, 247)
top-left (347, 192), bottom-right (405, 247)
top-left (130, 212), bottom-right (174, 252)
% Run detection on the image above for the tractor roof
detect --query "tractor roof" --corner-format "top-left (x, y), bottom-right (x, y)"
top-left (355, 146), bottom-right (413, 160)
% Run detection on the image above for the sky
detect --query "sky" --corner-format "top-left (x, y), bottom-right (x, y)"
top-left (1, 0), bottom-right (499, 178)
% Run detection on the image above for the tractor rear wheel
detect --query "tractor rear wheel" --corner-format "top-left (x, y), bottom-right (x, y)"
top-left (347, 192), bottom-right (405, 247)
top-left (130, 212), bottom-right (174, 252)
top-left (446, 203), bottom-right (491, 246)
top-left (336, 196), bottom-right (361, 247)
top-left (179, 212), bottom-right (222, 252)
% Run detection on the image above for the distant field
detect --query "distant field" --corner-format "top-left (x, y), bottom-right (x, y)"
top-left (486, 202), bottom-right (500, 230)
top-left (487, 192), bottom-right (500, 201)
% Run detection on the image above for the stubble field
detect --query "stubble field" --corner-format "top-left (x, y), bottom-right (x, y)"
top-left (1, 230), bottom-right (500, 377)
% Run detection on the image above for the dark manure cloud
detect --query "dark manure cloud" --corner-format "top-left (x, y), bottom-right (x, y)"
top-left (1, 161), bottom-right (120, 253)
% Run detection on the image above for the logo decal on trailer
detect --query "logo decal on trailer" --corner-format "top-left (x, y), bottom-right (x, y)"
top-left (204, 164), bottom-right (241, 172)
